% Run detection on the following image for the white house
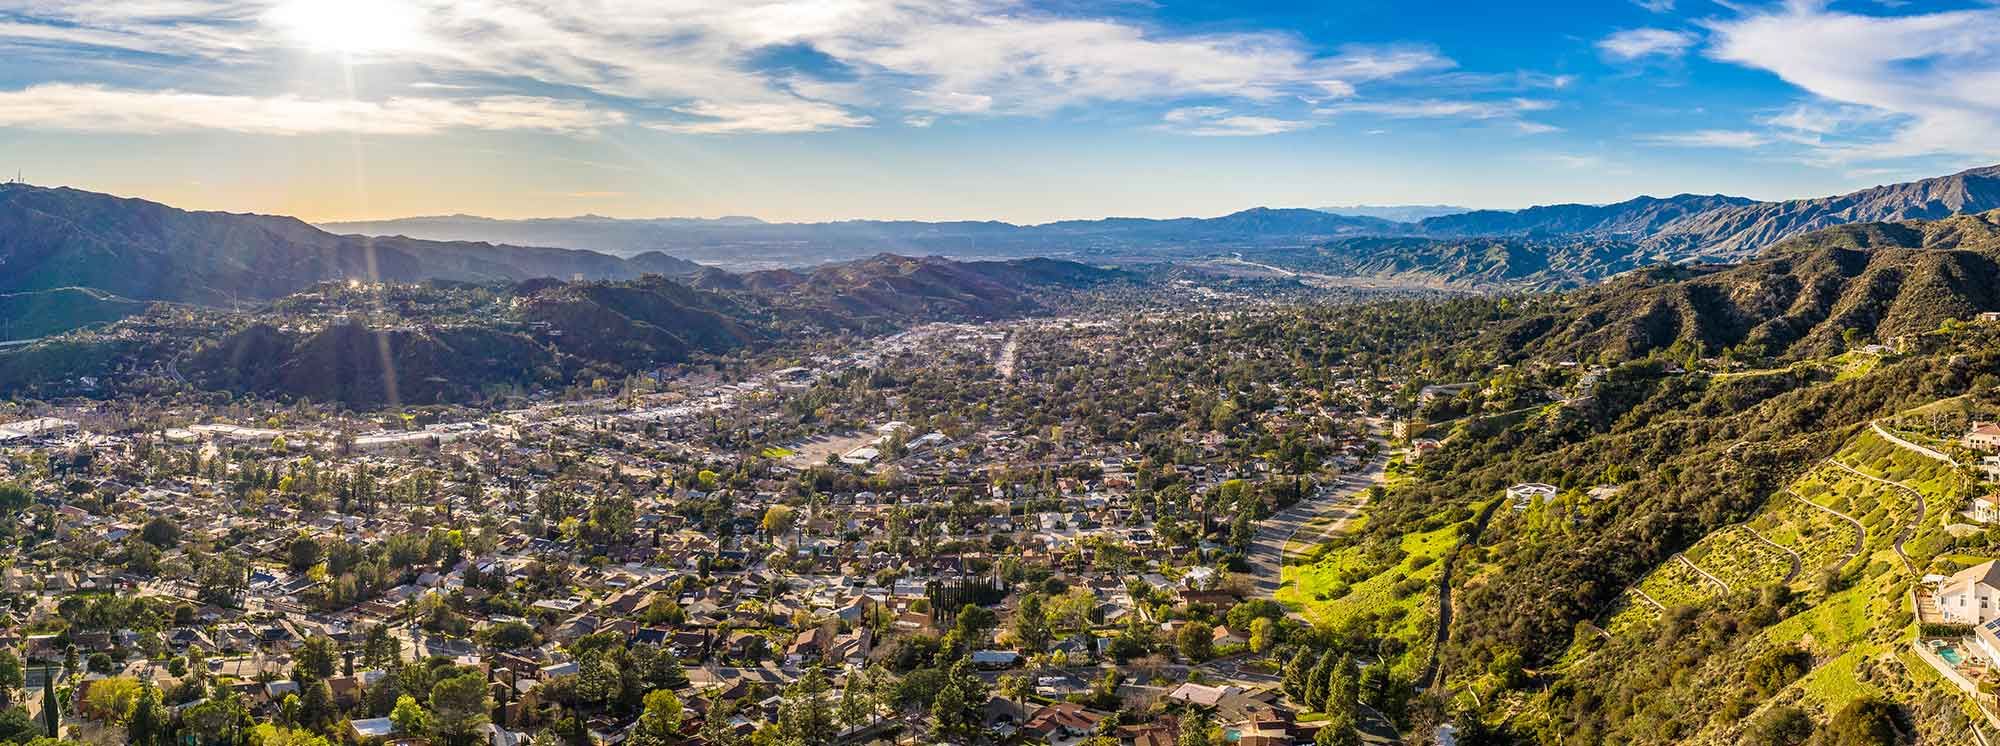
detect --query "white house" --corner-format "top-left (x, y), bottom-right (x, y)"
top-left (1506, 483), bottom-right (1559, 511)
top-left (1966, 423), bottom-right (2000, 452)
top-left (1936, 561), bottom-right (2000, 625)
top-left (1970, 495), bottom-right (2000, 525)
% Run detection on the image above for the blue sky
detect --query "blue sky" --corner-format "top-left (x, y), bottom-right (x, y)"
top-left (0, 0), bottom-right (1995, 223)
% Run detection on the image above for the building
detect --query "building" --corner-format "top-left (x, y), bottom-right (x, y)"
top-left (1966, 423), bottom-right (2000, 452)
top-left (1971, 495), bottom-right (2000, 525)
top-left (1506, 483), bottom-right (1558, 510)
top-left (1935, 561), bottom-right (2000, 625)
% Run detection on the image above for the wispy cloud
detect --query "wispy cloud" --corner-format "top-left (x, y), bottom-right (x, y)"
top-left (0, 84), bottom-right (623, 135)
top-left (1639, 129), bottom-right (1770, 148)
top-left (1597, 28), bottom-right (1699, 61)
top-left (1157, 107), bottom-right (1311, 137)
top-left (0, 0), bottom-right (1461, 137)
top-left (1317, 98), bottom-right (1558, 133)
top-left (1705, 1), bottom-right (2000, 162)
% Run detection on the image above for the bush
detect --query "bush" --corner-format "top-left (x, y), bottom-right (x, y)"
top-left (1918, 622), bottom-right (1973, 639)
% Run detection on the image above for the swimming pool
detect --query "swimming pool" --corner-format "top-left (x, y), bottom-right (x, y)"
top-left (1939, 646), bottom-right (1966, 666)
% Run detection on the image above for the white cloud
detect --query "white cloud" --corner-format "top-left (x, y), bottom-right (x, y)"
top-left (1640, 129), bottom-right (1770, 148)
top-left (649, 100), bottom-right (871, 135)
top-left (1633, 0), bottom-right (1675, 13)
top-left (1157, 107), bottom-right (1311, 137)
top-left (0, 0), bottom-right (1461, 137)
top-left (1597, 28), bottom-right (1699, 61)
top-left (0, 83), bottom-right (623, 134)
top-left (1316, 97), bottom-right (1558, 133)
top-left (1705, 1), bottom-right (2000, 161)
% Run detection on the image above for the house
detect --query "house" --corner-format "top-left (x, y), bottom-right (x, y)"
top-left (1506, 483), bottom-right (1558, 510)
top-left (1970, 495), bottom-right (2000, 525)
top-left (1020, 702), bottom-right (1108, 744)
top-left (1935, 561), bottom-right (2000, 625)
top-left (1966, 423), bottom-right (2000, 452)
top-left (1165, 682), bottom-right (1245, 709)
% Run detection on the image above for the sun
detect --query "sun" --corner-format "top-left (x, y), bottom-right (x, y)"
top-left (267, 0), bottom-right (426, 56)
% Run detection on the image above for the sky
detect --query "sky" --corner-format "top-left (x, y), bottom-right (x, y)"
top-left (1, 0), bottom-right (1998, 224)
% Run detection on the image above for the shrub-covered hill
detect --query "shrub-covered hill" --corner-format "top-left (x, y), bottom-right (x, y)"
top-left (1475, 210), bottom-right (2000, 365)
top-left (0, 254), bottom-right (1136, 408)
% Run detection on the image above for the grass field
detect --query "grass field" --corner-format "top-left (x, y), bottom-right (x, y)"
top-left (1279, 523), bottom-right (1458, 629)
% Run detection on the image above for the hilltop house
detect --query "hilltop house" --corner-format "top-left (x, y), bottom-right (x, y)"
top-left (1966, 423), bottom-right (2000, 452)
top-left (1970, 495), bottom-right (2000, 525)
top-left (1935, 561), bottom-right (2000, 625)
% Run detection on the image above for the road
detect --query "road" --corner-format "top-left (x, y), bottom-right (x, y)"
top-left (1789, 487), bottom-right (1865, 571)
top-left (1824, 456), bottom-right (1926, 576)
top-left (1872, 420), bottom-right (1958, 466)
top-left (1248, 449), bottom-right (1390, 599)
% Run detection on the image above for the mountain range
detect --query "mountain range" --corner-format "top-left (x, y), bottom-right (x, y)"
top-left (321, 164), bottom-right (2000, 284)
top-left (323, 207), bottom-right (1400, 269)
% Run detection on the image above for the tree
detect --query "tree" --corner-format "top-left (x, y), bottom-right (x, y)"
top-left (481, 621), bottom-right (537, 652)
top-left (1248, 617), bottom-right (1276, 653)
top-left (838, 670), bottom-right (875, 729)
top-left (0, 649), bottom-right (22, 707)
top-left (0, 707), bottom-right (40, 744)
top-left (292, 636), bottom-right (338, 682)
top-left (1821, 698), bottom-right (1897, 746)
top-left (80, 676), bottom-right (140, 723)
top-left (629, 690), bottom-right (685, 746)
top-left (139, 516), bottom-right (180, 548)
top-left (286, 535), bottom-right (324, 573)
top-left (1305, 651), bottom-right (1337, 711)
top-left (40, 664), bottom-right (58, 738)
top-left (428, 673), bottom-right (491, 745)
top-left (1178, 707), bottom-right (1214, 746)
top-left (1282, 648), bottom-right (1314, 700)
top-left (1176, 621), bottom-right (1215, 663)
top-left (1744, 705), bottom-right (1814, 746)
top-left (389, 694), bottom-right (429, 735)
top-left (929, 659), bottom-right (987, 743)
top-left (1012, 594), bottom-right (1052, 654)
top-left (127, 682), bottom-right (166, 746)
top-left (762, 505), bottom-right (797, 539)
top-left (775, 666), bottom-right (836, 746)
top-left (1314, 710), bottom-right (1360, 746)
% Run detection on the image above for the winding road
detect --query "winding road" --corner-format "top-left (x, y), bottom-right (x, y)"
top-left (1823, 457), bottom-right (1925, 575)
top-left (1789, 487), bottom-right (1866, 571)
top-left (1248, 448), bottom-right (1390, 599)
top-left (1747, 527), bottom-right (1805, 584)
top-left (1676, 554), bottom-right (1730, 594)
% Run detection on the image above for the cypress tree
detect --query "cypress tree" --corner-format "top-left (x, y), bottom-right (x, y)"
top-left (40, 663), bottom-right (57, 738)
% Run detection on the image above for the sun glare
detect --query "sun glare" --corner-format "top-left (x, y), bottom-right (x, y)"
top-left (268, 0), bottom-right (426, 56)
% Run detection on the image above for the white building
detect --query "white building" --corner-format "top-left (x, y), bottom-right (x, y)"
top-left (1506, 483), bottom-right (1559, 510)
top-left (1966, 423), bottom-right (2000, 452)
top-left (1936, 561), bottom-right (2000, 625)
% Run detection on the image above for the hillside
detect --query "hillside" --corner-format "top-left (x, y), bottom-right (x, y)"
top-left (1482, 210), bottom-right (2000, 364)
top-left (0, 184), bottom-right (705, 324)
top-left (1646, 164), bottom-right (2000, 259)
top-left (1, 254), bottom-right (1134, 407)
top-left (1418, 194), bottom-right (1760, 239)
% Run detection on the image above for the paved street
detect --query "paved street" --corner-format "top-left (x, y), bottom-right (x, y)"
top-left (1248, 448), bottom-right (1390, 599)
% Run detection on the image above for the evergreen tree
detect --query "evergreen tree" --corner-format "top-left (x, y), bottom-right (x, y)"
top-left (1304, 650), bottom-right (1337, 711)
top-left (40, 664), bottom-right (56, 738)
top-left (775, 666), bottom-right (836, 746)
top-left (1282, 648), bottom-right (1313, 700)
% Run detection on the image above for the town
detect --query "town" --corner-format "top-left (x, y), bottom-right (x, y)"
top-left (0, 311), bottom-right (1433, 746)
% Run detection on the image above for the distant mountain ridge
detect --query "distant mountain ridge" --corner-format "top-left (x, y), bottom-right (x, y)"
top-left (324, 207), bottom-right (1404, 267)
top-left (1317, 204), bottom-right (1472, 222)
top-left (0, 184), bottom-right (706, 310)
